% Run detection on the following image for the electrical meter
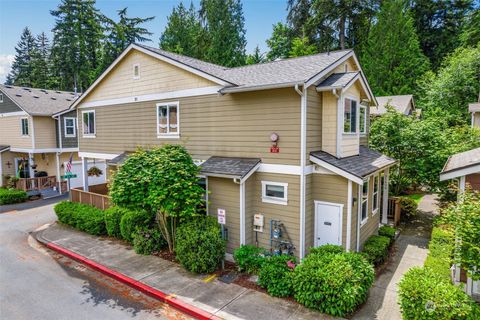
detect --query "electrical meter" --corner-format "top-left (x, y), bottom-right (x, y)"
top-left (253, 214), bottom-right (264, 232)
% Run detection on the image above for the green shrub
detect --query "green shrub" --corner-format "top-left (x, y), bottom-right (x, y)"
top-left (233, 245), bottom-right (266, 274)
top-left (75, 204), bottom-right (106, 236)
top-left (120, 209), bottom-right (154, 243)
top-left (399, 196), bottom-right (418, 220)
top-left (424, 226), bottom-right (454, 279)
top-left (104, 206), bottom-right (129, 238)
top-left (399, 267), bottom-right (480, 320)
top-left (258, 255), bottom-right (296, 297)
top-left (0, 188), bottom-right (28, 205)
top-left (308, 244), bottom-right (344, 256)
top-left (293, 252), bottom-right (374, 317)
top-left (378, 225), bottom-right (396, 244)
top-left (132, 227), bottom-right (166, 255)
top-left (54, 201), bottom-right (80, 225)
top-left (362, 235), bottom-right (391, 266)
top-left (175, 216), bottom-right (225, 273)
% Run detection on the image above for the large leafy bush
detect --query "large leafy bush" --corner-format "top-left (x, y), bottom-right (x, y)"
top-left (424, 226), bottom-right (454, 279)
top-left (258, 255), bottom-right (296, 297)
top-left (132, 227), bottom-right (166, 255)
top-left (362, 235), bottom-right (391, 266)
top-left (293, 251), bottom-right (374, 317)
top-left (233, 245), bottom-right (266, 274)
top-left (54, 201), bottom-right (80, 225)
top-left (0, 188), bottom-right (27, 205)
top-left (119, 208), bottom-right (154, 243)
top-left (175, 216), bottom-right (225, 274)
top-left (399, 267), bottom-right (480, 320)
top-left (104, 206), bottom-right (129, 238)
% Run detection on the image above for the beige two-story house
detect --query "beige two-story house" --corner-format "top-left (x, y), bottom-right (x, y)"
top-left (63, 43), bottom-right (396, 258)
top-left (0, 85), bottom-right (84, 193)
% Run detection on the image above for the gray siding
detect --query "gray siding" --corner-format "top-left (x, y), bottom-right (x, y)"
top-left (0, 90), bottom-right (22, 114)
top-left (59, 110), bottom-right (78, 148)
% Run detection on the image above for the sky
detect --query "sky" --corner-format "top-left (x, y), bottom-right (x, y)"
top-left (0, 0), bottom-right (288, 83)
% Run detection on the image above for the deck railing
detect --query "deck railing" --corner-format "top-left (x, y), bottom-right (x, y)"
top-left (70, 183), bottom-right (111, 210)
top-left (16, 176), bottom-right (57, 192)
top-left (387, 197), bottom-right (401, 226)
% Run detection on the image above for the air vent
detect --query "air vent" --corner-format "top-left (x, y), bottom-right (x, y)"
top-left (55, 91), bottom-right (61, 93)
top-left (23, 87), bottom-right (31, 91)
top-left (5, 85), bottom-right (12, 88)
top-left (51, 97), bottom-right (57, 100)
top-left (33, 95), bottom-right (39, 98)
top-left (66, 98), bottom-right (72, 101)
top-left (15, 94), bottom-right (22, 97)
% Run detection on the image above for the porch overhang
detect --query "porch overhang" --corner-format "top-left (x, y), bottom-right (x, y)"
top-left (200, 156), bottom-right (261, 183)
top-left (0, 145), bottom-right (10, 153)
top-left (440, 147), bottom-right (480, 181)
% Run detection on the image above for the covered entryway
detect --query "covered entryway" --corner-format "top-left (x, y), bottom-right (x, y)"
top-left (67, 160), bottom-right (107, 189)
top-left (314, 200), bottom-right (343, 246)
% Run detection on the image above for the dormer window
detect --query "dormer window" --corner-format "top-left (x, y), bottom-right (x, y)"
top-left (343, 98), bottom-right (357, 134)
top-left (133, 64), bottom-right (140, 79)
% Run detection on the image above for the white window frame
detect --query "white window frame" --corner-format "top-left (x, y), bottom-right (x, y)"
top-left (20, 117), bottom-right (29, 136)
top-left (82, 110), bottom-right (96, 138)
top-left (361, 179), bottom-right (369, 224)
top-left (372, 175), bottom-right (379, 214)
top-left (0, 93), bottom-right (3, 103)
top-left (261, 181), bottom-right (288, 205)
top-left (133, 63), bottom-right (140, 80)
top-left (359, 104), bottom-right (367, 135)
top-left (343, 96), bottom-right (358, 134)
top-left (156, 101), bottom-right (180, 138)
top-left (64, 117), bottom-right (76, 137)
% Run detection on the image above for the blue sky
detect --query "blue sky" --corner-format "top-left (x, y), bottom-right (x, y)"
top-left (0, 0), bottom-right (288, 82)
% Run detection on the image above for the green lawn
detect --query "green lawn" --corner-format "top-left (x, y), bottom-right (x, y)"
top-left (404, 194), bottom-right (424, 205)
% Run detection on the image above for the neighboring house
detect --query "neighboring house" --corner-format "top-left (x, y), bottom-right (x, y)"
top-left (62, 43), bottom-right (396, 258)
top-left (0, 85), bottom-right (85, 193)
top-left (371, 95), bottom-right (419, 117)
top-left (470, 101), bottom-right (480, 128)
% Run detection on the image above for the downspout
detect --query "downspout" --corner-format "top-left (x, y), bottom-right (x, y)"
top-left (233, 177), bottom-right (246, 245)
top-left (295, 84), bottom-right (307, 259)
top-left (356, 183), bottom-right (362, 251)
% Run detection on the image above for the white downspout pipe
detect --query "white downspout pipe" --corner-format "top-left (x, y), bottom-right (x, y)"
top-left (295, 84), bottom-right (307, 258)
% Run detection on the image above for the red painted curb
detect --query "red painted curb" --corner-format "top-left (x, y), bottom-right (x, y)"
top-left (46, 242), bottom-right (221, 320)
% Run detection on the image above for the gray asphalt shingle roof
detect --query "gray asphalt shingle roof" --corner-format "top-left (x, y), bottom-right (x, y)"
top-left (316, 72), bottom-right (359, 89)
top-left (200, 156), bottom-right (261, 178)
top-left (0, 84), bottom-right (79, 116)
top-left (136, 43), bottom-right (353, 90)
top-left (310, 146), bottom-right (397, 178)
top-left (0, 145), bottom-right (10, 153)
top-left (441, 147), bottom-right (480, 175)
top-left (106, 152), bottom-right (133, 166)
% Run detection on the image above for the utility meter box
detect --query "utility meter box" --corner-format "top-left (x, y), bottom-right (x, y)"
top-left (253, 214), bottom-right (264, 232)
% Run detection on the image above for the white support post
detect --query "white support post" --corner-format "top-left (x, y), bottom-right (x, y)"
top-left (239, 181), bottom-right (245, 245)
top-left (356, 182), bottom-right (362, 252)
top-left (382, 169), bottom-right (389, 224)
top-left (28, 153), bottom-right (35, 179)
top-left (0, 152), bottom-right (3, 187)
top-left (81, 157), bottom-right (89, 191)
top-left (56, 152), bottom-right (62, 194)
top-left (346, 180), bottom-right (352, 251)
top-left (459, 175), bottom-right (466, 192)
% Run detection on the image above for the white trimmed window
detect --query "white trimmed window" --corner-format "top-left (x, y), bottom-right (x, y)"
top-left (359, 105), bottom-right (367, 134)
top-left (133, 64), bottom-right (140, 79)
top-left (21, 118), bottom-right (29, 136)
top-left (262, 181), bottom-right (288, 205)
top-left (343, 98), bottom-right (357, 133)
top-left (372, 175), bottom-right (379, 213)
top-left (82, 111), bottom-right (95, 136)
top-left (64, 117), bottom-right (76, 137)
top-left (361, 179), bottom-right (368, 223)
top-left (157, 102), bottom-right (179, 137)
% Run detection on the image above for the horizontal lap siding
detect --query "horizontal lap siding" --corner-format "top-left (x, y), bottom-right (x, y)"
top-left (359, 175), bottom-right (380, 247)
top-left (0, 91), bottom-right (22, 113)
top-left (60, 111), bottom-right (78, 148)
top-left (466, 173), bottom-right (480, 191)
top-left (321, 92), bottom-right (337, 156)
top-left (342, 83), bottom-right (361, 157)
top-left (0, 115), bottom-right (32, 149)
top-left (305, 174), bottom-right (314, 252)
top-left (307, 87), bottom-right (322, 159)
top-left (33, 116), bottom-right (57, 149)
top-left (79, 88), bottom-right (301, 164)
top-left (244, 176), bottom-right (255, 246)
top-left (1, 151), bottom-right (16, 179)
top-left (83, 50), bottom-right (216, 103)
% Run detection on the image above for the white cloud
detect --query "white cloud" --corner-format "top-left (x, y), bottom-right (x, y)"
top-left (0, 54), bottom-right (15, 84)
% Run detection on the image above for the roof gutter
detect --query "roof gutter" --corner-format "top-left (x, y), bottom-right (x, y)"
top-left (295, 83), bottom-right (307, 259)
top-left (220, 81), bottom-right (304, 94)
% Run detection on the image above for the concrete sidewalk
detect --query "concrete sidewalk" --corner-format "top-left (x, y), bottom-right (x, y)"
top-left (34, 223), bottom-right (336, 320)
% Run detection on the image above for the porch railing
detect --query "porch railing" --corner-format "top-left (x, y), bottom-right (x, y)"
top-left (387, 197), bottom-right (401, 226)
top-left (16, 176), bottom-right (57, 192)
top-left (70, 183), bottom-right (111, 210)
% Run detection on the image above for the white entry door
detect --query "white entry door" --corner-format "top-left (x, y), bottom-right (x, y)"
top-left (314, 201), bottom-right (343, 247)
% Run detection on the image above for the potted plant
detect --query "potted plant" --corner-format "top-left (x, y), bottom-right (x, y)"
top-left (87, 166), bottom-right (103, 177)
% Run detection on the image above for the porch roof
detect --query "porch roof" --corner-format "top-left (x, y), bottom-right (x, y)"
top-left (310, 146), bottom-right (397, 182)
top-left (200, 156), bottom-right (261, 179)
top-left (440, 147), bottom-right (480, 180)
top-left (106, 152), bottom-right (133, 166)
top-left (0, 145), bottom-right (10, 153)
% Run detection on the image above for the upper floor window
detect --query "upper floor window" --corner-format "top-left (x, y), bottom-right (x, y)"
top-left (359, 105), bottom-right (367, 134)
top-left (21, 118), bottom-right (29, 136)
top-left (157, 102), bottom-right (179, 137)
top-left (372, 175), bottom-right (379, 213)
top-left (0, 93), bottom-right (3, 103)
top-left (64, 117), bottom-right (76, 137)
top-left (343, 98), bottom-right (357, 134)
top-left (133, 64), bottom-right (140, 79)
top-left (262, 181), bottom-right (288, 205)
top-left (361, 179), bottom-right (368, 223)
top-left (82, 111), bottom-right (95, 137)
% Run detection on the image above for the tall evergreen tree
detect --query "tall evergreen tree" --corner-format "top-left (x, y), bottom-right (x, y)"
top-left (460, 7), bottom-right (480, 47)
top-left (50, 0), bottom-right (104, 92)
top-left (5, 27), bottom-right (36, 87)
top-left (159, 2), bottom-right (205, 58)
top-left (199, 0), bottom-right (246, 67)
top-left (266, 22), bottom-right (294, 61)
top-left (245, 45), bottom-right (266, 65)
top-left (30, 32), bottom-right (52, 89)
top-left (361, 0), bottom-right (430, 96)
top-left (100, 7), bottom-right (154, 73)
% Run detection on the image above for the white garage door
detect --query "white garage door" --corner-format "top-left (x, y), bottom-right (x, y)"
top-left (65, 160), bottom-right (107, 189)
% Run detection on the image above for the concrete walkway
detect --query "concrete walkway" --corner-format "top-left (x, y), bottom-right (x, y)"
top-left (353, 194), bottom-right (438, 319)
top-left (35, 223), bottom-right (336, 320)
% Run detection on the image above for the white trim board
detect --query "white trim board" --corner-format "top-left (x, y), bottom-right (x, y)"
top-left (78, 86), bottom-right (222, 109)
top-left (440, 164), bottom-right (480, 181)
top-left (78, 152), bottom-right (120, 160)
top-left (0, 111), bottom-right (28, 117)
top-left (10, 147), bottom-right (69, 154)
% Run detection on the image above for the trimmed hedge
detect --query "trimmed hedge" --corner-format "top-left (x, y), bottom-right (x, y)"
top-left (362, 235), bottom-right (390, 266)
top-left (308, 244), bottom-right (344, 256)
top-left (104, 206), bottom-right (129, 238)
top-left (293, 251), bottom-right (374, 317)
top-left (378, 225), bottom-right (396, 244)
top-left (0, 188), bottom-right (28, 205)
top-left (233, 245), bottom-right (266, 274)
top-left (119, 209), bottom-right (154, 243)
top-left (132, 227), bottom-right (166, 255)
top-left (424, 226), bottom-right (455, 279)
top-left (258, 255), bottom-right (296, 297)
top-left (399, 267), bottom-right (480, 320)
top-left (54, 201), bottom-right (106, 235)
top-left (175, 216), bottom-right (225, 274)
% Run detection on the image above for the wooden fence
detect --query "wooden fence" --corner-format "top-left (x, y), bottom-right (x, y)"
top-left (387, 197), bottom-right (401, 226)
top-left (16, 176), bottom-right (57, 191)
top-left (70, 183), bottom-right (111, 210)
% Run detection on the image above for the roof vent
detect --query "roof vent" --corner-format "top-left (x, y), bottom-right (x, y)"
top-left (66, 98), bottom-right (72, 101)
top-left (16, 94), bottom-right (22, 97)
top-left (51, 97), bottom-right (57, 100)
top-left (55, 91), bottom-right (61, 93)
top-left (33, 95), bottom-right (39, 98)
top-left (23, 87), bottom-right (30, 91)
top-left (5, 85), bottom-right (12, 88)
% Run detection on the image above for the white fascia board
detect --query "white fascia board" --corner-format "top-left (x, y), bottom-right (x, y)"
top-left (78, 151), bottom-right (120, 160)
top-left (440, 164), bottom-right (480, 181)
top-left (79, 86), bottom-right (222, 109)
top-left (240, 162), bottom-right (261, 184)
top-left (60, 148), bottom-right (79, 152)
top-left (309, 155), bottom-right (364, 185)
top-left (220, 81), bottom-right (303, 94)
top-left (350, 54), bottom-right (376, 105)
top-left (305, 51), bottom-right (354, 88)
top-left (0, 111), bottom-right (28, 117)
top-left (10, 147), bottom-right (60, 153)
top-left (0, 147), bottom-right (10, 153)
